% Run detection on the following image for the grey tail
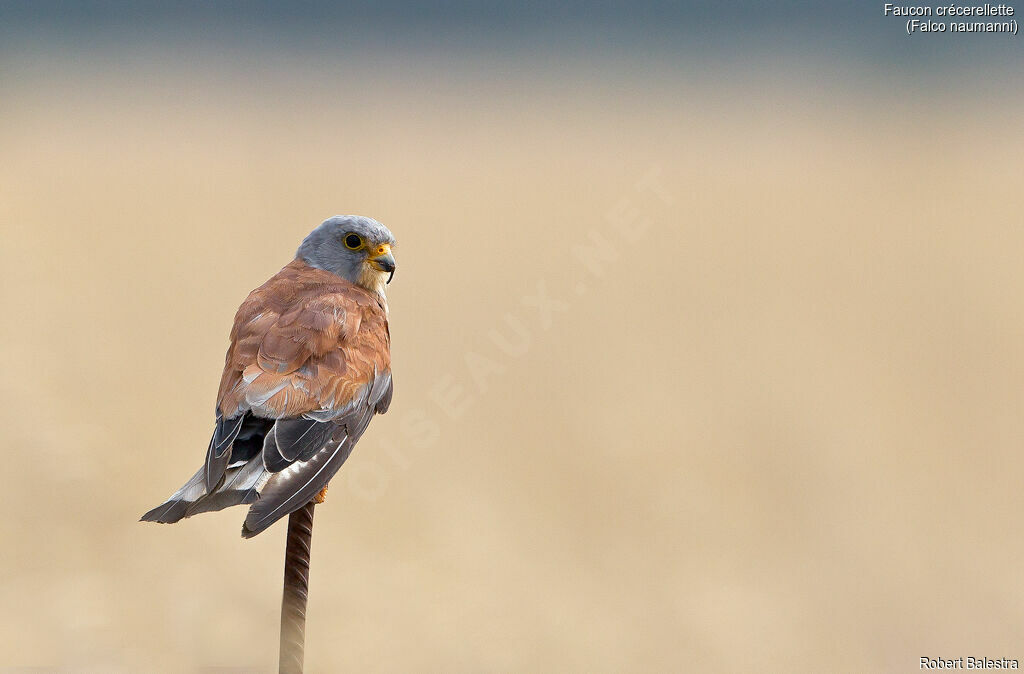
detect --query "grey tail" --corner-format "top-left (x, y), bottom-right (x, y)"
top-left (140, 456), bottom-right (268, 525)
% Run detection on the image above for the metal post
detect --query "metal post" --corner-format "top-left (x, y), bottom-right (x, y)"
top-left (279, 501), bottom-right (315, 674)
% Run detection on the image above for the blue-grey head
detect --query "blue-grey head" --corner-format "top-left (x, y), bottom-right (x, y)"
top-left (297, 215), bottom-right (397, 295)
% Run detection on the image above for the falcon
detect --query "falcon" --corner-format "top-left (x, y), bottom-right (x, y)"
top-left (141, 215), bottom-right (396, 538)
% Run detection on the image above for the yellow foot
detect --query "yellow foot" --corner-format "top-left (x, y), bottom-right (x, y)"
top-left (314, 485), bottom-right (329, 504)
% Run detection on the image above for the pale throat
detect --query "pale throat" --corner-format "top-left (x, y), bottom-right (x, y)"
top-left (357, 265), bottom-right (390, 310)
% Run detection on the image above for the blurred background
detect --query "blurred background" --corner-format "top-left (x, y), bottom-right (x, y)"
top-left (2, 2), bottom-right (1023, 671)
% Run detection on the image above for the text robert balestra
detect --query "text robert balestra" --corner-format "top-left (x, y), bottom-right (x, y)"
top-left (921, 657), bottom-right (1019, 670)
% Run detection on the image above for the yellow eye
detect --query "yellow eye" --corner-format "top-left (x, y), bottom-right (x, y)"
top-left (343, 233), bottom-right (364, 250)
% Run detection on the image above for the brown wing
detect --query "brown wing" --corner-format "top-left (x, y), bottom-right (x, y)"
top-left (203, 259), bottom-right (391, 491)
top-left (216, 258), bottom-right (390, 420)
top-left (142, 258), bottom-right (394, 536)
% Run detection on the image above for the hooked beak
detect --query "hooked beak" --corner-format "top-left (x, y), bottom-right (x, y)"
top-left (368, 243), bottom-right (396, 283)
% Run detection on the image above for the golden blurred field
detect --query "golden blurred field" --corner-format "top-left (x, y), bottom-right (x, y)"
top-left (2, 56), bottom-right (1024, 672)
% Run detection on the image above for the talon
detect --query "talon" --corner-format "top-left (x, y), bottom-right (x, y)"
top-left (314, 485), bottom-right (329, 504)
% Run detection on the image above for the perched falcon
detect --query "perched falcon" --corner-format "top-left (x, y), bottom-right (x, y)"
top-left (141, 215), bottom-right (396, 538)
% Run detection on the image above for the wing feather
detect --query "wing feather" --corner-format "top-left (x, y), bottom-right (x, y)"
top-left (203, 412), bottom-right (246, 490)
top-left (262, 418), bottom-right (335, 472)
top-left (242, 408), bottom-right (373, 538)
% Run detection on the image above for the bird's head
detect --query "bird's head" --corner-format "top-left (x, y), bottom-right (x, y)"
top-left (297, 215), bottom-right (397, 295)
